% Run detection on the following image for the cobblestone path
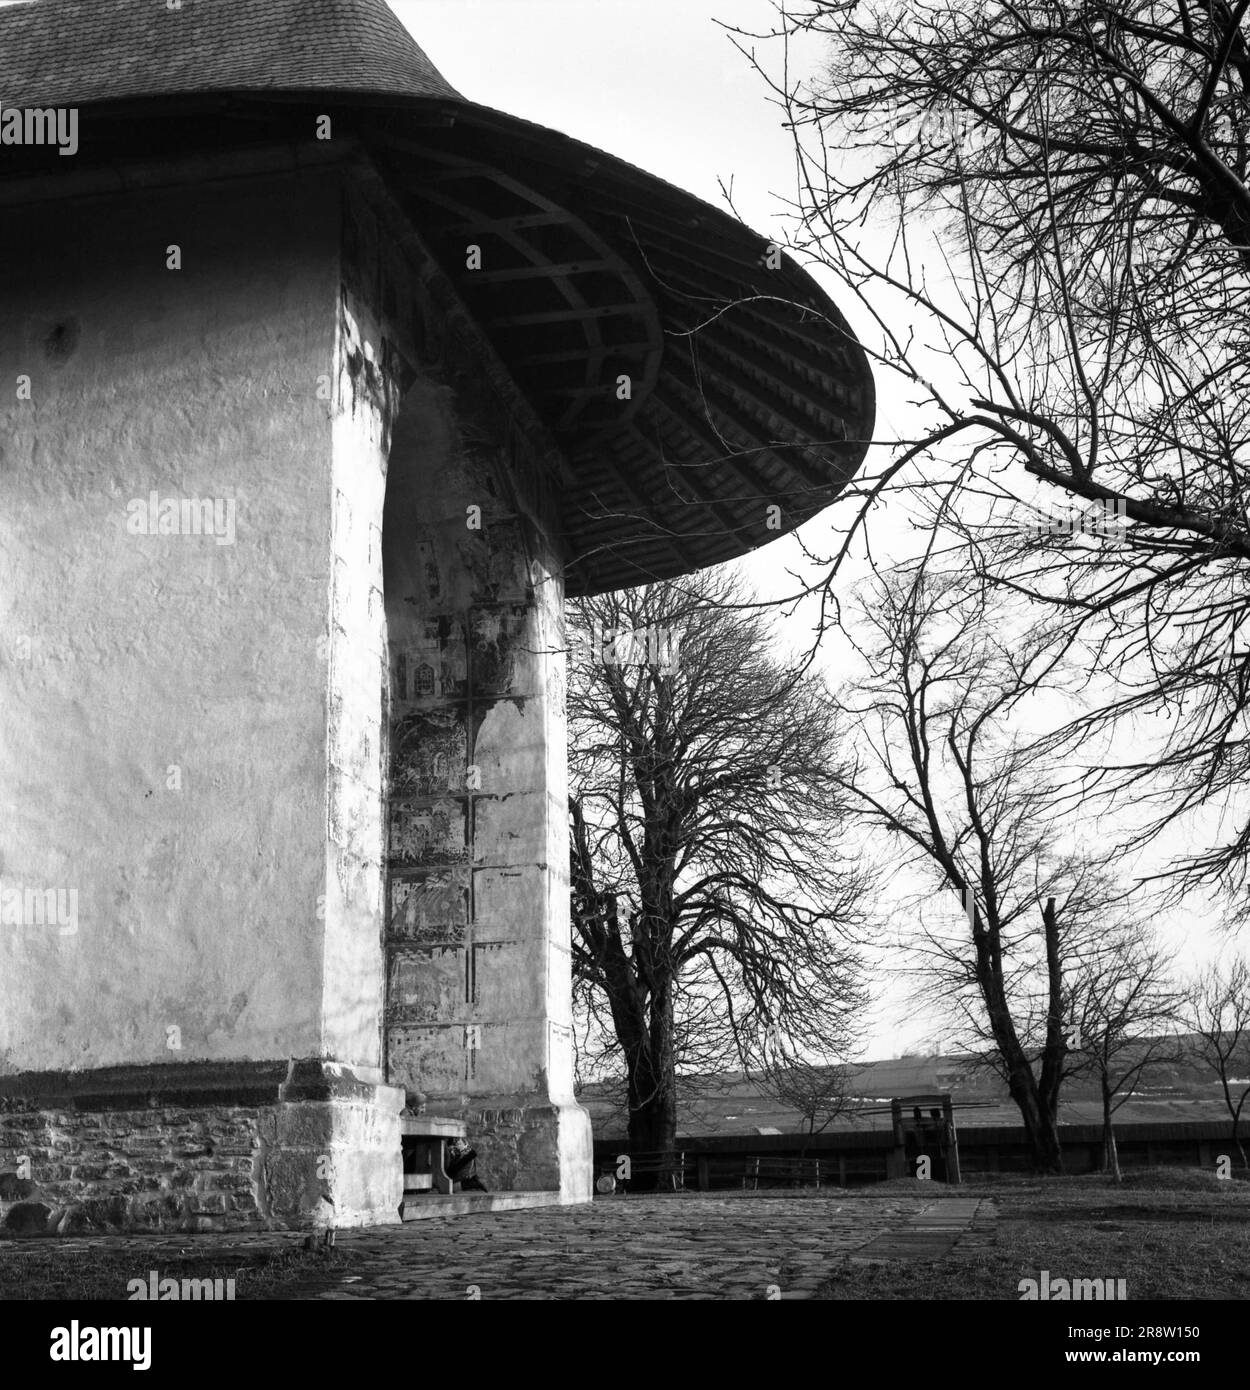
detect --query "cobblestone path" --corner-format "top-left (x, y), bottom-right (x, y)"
top-left (6, 1193), bottom-right (996, 1301)
top-left (276, 1193), bottom-right (996, 1300)
top-left (849, 1197), bottom-right (996, 1262)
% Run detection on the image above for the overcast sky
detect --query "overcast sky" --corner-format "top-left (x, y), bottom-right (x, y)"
top-left (397, 0), bottom-right (1232, 1063)
top-left (404, 2), bottom-right (926, 1058)
top-left (405, 2), bottom-right (804, 222)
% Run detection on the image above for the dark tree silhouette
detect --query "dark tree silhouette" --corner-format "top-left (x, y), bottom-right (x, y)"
top-left (1065, 928), bottom-right (1182, 1180)
top-left (567, 572), bottom-right (866, 1184)
top-left (1183, 955), bottom-right (1250, 1168)
top-left (834, 557), bottom-right (1169, 1170)
top-left (720, 1), bottom-right (1250, 915)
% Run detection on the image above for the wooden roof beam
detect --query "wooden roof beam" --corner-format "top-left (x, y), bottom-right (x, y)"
top-left (611, 215), bottom-right (863, 363)
top-left (565, 450), bottom-right (695, 578)
top-left (626, 415), bottom-right (754, 542)
top-left (490, 302), bottom-right (648, 328)
top-left (512, 340), bottom-right (654, 367)
top-left (690, 343), bottom-right (849, 451)
top-left (644, 391), bottom-right (794, 513)
top-left (471, 259), bottom-right (614, 283)
top-left (662, 361), bottom-right (837, 497)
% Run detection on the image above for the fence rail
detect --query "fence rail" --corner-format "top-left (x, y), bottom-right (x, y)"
top-left (594, 1119), bottom-right (1242, 1190)
top-left (595, 1150), bottom-right (877, 1191)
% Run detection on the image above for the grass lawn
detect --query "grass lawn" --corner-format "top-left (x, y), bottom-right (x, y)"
top-left (0, 1238), bottom-right (340, 1301)
top-left (819, 1169), bottom-right (1250, 1300)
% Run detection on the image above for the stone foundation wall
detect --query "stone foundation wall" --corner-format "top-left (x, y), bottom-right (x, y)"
top-left (0, 1104), bottom-right (263, 1235)
top-left (466, 1103), bottom-right (590, 1195)
top-left (0, 1060), bottom-right (404, 1235)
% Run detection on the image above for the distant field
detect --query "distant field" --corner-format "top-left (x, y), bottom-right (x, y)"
top-left (582, 1046), bottom-right (1246, 1138)
top-left (820, 1170), bottom-right (1250, 1300)
top-left (585, 1093), bottom-right (1239, 1138)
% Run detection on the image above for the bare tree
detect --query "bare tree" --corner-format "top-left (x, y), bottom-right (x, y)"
top-left (756, 1049), bottom-right (857, 1156)
top-left (718, 0), bottom-right (1250, 912)
top-left (1065, 927), bottom-right (1183, 1180)
top-left (834, 556), bottom-right (1161, 1170)
top-left (1182, 955), bottom-right (1250, 1168)
top-left (567, 571), bottom-right (867, 1184)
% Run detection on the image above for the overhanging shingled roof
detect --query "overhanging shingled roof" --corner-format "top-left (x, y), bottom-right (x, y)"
top-left (0, 0), bottom-right (875, 596)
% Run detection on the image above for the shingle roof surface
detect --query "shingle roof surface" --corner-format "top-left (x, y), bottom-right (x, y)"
top-left (0, 0), bottom-right (461, 107)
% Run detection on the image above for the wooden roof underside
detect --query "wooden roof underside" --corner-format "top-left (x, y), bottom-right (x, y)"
top-left (368, 111), bottom-right (874, 595)
top-left (0, 90), bottom-right (875, 595)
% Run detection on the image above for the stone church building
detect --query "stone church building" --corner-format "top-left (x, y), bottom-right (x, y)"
top-left (0, 0), bottom-right (873, 1231)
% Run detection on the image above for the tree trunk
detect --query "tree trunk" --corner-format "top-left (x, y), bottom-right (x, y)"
top-left (623, 976), bottom-right (679, 1190)
top-left (1102, 1081), bottom-right (1122, 1183)
top-left (1005, 1060), bottom-right (1064, 1173)
top-left (1218, 1075), bottom-right (1250, 1170)
top-left (1035, 896), bottom-right (1068, 1157)
top-left (974, 902), bottom-right (1064, 1174)
top-left (626, 1081), bottom-right (678, 1190)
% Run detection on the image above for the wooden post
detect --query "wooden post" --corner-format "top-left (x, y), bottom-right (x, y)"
top-left (889, 1097), bottom-right (905, 1177)
top-left (944, 1096), bottom-right (962, 1186)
